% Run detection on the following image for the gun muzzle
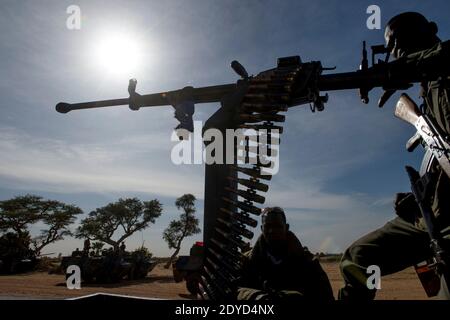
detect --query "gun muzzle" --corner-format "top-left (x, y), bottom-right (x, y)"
top-left (55, 102), bottom-right (71, 114)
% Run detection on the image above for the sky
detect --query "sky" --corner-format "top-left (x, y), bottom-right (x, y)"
top-left (0, 0), bottom-right (449, 257)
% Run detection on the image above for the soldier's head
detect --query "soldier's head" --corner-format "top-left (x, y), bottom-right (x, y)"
top-left (385, 12), bottom-right (440, 59)
top-left (261, 207), bottom-right (289, 249)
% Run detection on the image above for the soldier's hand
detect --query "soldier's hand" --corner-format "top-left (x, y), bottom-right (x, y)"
top-left (394, 192), bottom-right (421, 222)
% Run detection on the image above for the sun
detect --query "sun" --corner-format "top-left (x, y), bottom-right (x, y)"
top-left (94, 32), bottom-right (141, 76)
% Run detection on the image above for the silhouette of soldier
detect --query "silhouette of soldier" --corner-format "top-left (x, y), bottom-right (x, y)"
top-left (83, 239), bottom-right (91, 255)
top-left (339, 12), bottom-right (450, 300)
top-left (237, 207), bottom-right (334, 301)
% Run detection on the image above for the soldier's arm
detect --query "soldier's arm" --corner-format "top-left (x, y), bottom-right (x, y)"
top-left (235, 251), bottom-right (261, 290)
top-left (390, 40), bottom-right (450, 78)
top-left (301, 250), bottom-right (335, 301)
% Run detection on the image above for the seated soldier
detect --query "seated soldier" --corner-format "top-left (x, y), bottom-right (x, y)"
top-left (236, 207), bottom-right (334, 301)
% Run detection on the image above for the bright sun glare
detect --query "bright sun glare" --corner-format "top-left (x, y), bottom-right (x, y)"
top-left (94, 32), bottom-right (141, 76)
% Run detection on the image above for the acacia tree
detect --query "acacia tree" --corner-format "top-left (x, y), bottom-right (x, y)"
top-left (0, 194), bottom-right (82, 256)
top-left (76, 198), bottom-right (163, 250)
top-left (163, 194), bottom-right (200, 268)
top-left (31, 204), bottom-right (81, 256)
top-left (0, 195), bottom-right (46, 236)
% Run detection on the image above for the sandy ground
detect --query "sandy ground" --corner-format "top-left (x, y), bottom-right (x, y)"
top-left (321, 262), bottom-right (429, 300)
top-left (0, 262), bottom-right (429, 300)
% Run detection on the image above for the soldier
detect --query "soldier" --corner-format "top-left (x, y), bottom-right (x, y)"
top-left (237, 207), bottom-right (334, 301)
top-left (339, 12), bottom-right (450, 300)
top-left (83, 238), bottom-right (91, 255)
top-left (72, 248), bottom-right (81, 257)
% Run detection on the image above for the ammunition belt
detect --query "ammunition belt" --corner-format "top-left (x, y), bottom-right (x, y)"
top-left (199, 57), bottom-right (320, 300)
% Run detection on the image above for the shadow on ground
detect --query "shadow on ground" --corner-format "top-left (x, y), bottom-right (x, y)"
top-left (178, 293), bottom-right (198, 300)
top-left (55, 274), bottom-right (174, 288)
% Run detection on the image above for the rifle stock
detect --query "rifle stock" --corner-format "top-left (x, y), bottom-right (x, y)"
top-left (394, 93), bottom-right (422, 126)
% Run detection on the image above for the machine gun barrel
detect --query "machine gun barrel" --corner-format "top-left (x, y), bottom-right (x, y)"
top-left (56, 83), bottom-right (236, 113)
top-left (56, 98), bottom-right (129, 113)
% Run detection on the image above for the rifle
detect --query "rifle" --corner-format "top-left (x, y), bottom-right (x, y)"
top-left (394, 93), bottom-right (450, 178)
top-left (394, 94), bottom-right (450, 297)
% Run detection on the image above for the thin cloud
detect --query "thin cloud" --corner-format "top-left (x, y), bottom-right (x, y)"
top-left (0, 126), bottom-right (204, 198)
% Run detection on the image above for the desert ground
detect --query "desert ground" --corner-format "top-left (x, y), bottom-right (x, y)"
top-left (0, 261), bottom-right (429, 300)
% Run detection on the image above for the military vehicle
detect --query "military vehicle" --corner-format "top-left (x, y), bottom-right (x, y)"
top-left (61, 247), bottom-right (157, 283)
top-left (0, 232), bottom-right (38, 274)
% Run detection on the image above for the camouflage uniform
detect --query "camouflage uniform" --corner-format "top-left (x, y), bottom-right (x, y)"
top-left (339, 40), bottom-right (450, 300)
top-left (237, 231), bottom-right (334, 301)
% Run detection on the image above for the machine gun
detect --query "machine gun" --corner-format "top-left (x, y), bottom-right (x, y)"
top-left (56, 42), bottom-right (438, 117)
top-left (55, 42), bottom-right (449, 300)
